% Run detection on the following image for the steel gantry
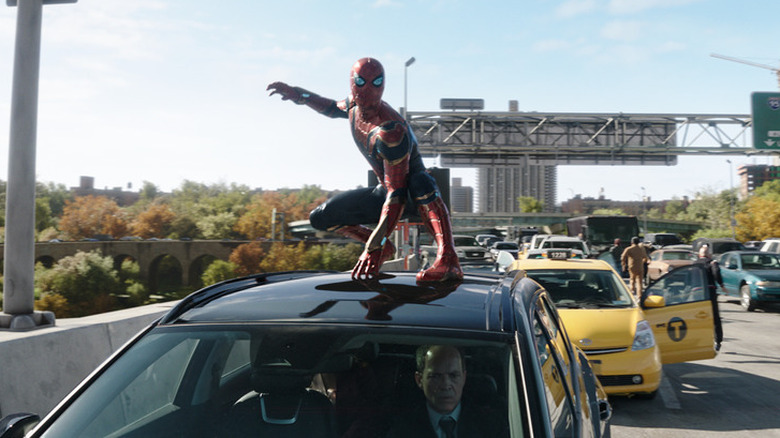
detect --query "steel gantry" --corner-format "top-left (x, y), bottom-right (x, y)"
top-left (406, 111), bottom-right (771, 167)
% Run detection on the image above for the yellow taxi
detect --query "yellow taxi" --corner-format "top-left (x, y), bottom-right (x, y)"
top-left (507, 249), bottom-right (717, 398)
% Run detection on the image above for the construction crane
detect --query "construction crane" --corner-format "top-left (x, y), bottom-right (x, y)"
top-left (711, 53), bottom-right (780, 90)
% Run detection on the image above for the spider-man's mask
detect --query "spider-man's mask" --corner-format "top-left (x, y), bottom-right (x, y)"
top-left (350, 58), bottom-right (385, 109)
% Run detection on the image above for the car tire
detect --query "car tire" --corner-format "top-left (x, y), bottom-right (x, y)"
top-left (740, 284), bottom-right (756, 312)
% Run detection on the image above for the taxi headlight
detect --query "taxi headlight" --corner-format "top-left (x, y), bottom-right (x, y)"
top-left (756, 281), bottom-right (780, 288)
top-left (455, 249), bottom-right (466, 257)
top-left (631, 320), bottom-right (656, 351)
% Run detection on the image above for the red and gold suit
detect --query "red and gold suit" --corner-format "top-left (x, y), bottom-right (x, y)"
top-left (268, 58), bottom-right (462, 282)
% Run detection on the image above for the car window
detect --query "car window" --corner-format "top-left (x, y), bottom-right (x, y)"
top-left (454, 236), bottom-right (479, 246)
top-left (741, 253), bottom-right (780, 269)
top-left (40, 326), bottom-right (516, 438)
top-left (532, 298), bottom-right (575, 437)
top-left (645, 266), bottom-right (708, 304)
top-left (525, 269), bottom-right (634, 308)
top-left (662, 251), bottom-right (696, 261)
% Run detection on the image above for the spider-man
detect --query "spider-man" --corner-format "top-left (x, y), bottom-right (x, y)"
top-left (267, 57), bottom-right (462, 283)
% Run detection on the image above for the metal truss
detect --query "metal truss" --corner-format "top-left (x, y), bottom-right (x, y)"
top-left (407, 111), bottom-right (774, 166)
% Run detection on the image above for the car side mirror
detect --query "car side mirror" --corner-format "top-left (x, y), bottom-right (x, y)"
top-left (495, 251), bottom-right (516, 271)
top-left (643, 294), bottom-right (665, 308)
top-left (0, 413), bottom-right (40, 438)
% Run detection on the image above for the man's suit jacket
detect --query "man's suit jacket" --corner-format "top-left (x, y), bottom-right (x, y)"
top-left (385, 401), bottom-right (507, 438)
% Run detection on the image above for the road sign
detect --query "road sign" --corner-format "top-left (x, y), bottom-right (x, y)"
top-left (751, 92), bottom-right (780, 149)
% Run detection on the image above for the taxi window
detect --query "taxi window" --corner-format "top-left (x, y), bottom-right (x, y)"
top-left (526, 269), bottom-right (634, 308)
top-left (646, 265), bottom-right (708, 304)
top-left (533, 297), bottom-right (575, 437)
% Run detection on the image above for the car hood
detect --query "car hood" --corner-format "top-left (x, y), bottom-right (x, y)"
top-left (745, 269), bottom-right (780, 281)
top-left (558, 307), bottom-right (641, 349)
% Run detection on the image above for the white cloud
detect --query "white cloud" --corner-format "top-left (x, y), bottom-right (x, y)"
top-left (532, 39), bottom-right (571, 53)
top-left (608, 0), bottom-right (703, 15)
top-left (555, 0), bottom-right (597, 18)
top-left (600, 20), bottom-right (642, 41)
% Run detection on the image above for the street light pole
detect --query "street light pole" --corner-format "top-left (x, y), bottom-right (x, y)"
top-left (2, 0), bottom-right (77, 331)
top-left (403, 57), bottom-right (415, 119)
top-left (727, 159), bottom-right (736, 238)
top-left (641, 187), bottom-right (648, 234)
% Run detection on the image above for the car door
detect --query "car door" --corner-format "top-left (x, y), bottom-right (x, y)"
top-left (642, 265), bottom-right (716, 364)
top-left (718, 253), bottom-right (741, 295)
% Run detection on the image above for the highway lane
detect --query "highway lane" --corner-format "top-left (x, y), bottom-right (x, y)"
top-left (610, 296), bottom-right (780, 437)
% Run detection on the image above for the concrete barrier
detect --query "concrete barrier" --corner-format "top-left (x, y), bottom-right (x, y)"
top-left (0, 301), bottom-right (178, 419)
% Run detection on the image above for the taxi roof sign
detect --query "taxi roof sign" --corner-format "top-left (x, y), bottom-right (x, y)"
top-left (751, 92), bottom-right (780, 149)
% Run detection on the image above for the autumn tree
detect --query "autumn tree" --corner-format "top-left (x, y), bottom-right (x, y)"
top-left (131, 203), bottom-right (176, 239)
top-left (234, 186), bottom-right (327, 240)
top-left (258, 242), bottom-right (307, 272)
top-left (734, 180), bottom-right (780, 241)
top-left (229, 242), bottom-right (266, 276)
top-left (58, 195), bottom-right (129, 240)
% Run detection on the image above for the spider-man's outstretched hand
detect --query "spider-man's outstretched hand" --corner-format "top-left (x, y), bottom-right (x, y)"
top-left (267, 82), bottom-right (304, 103)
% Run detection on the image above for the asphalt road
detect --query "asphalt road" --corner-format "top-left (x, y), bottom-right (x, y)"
top-left (610, 296), bottom-right (780, 437)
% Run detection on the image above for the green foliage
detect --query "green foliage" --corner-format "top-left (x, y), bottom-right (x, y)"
top-left (517, 196), bottom-right (543, 213)
top-left (752, 179), bottom-right (780, 202)
top-left (197, 212), bottom-right (238, 240)
top-left (35, 251), bottom-right (123, 317)
top-left (300, 243), bottom-right (362, 271)
top-left (319, 243), bottom-right (362, 271)
top-left (689, 228), bottom-right (733, 240)
top-left (676, 187), bottom-right (736, 230)
top-left (591, 208), bottom-right (626, 215)
top-left (202, 260), bottom-right (238, 285)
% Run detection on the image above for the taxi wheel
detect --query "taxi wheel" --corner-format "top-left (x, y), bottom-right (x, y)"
top-left (740, 285), bottom-right (756, 312)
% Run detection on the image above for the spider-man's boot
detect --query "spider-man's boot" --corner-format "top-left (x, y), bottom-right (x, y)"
top-left (333, 225), bottom-right (396, 264)
top-left (416, 198), bottom-right (463, 283)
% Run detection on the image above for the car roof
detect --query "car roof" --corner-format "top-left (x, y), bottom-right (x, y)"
top-left (543, 236), bottom-right (584, 242)
top-left (512, 258), bottom-right (613, 271)
top-left (160, 271), bottom-right (530, 333)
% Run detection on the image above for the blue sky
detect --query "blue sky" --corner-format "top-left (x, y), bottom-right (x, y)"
top-left (1, 0), bottom-right (778, 204)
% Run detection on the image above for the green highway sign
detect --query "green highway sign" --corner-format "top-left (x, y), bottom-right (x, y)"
top-left (752, 92), bottom-right (780, 149)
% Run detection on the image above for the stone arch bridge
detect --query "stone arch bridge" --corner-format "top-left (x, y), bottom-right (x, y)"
top-left (1, 240), bottom-right (263, 292)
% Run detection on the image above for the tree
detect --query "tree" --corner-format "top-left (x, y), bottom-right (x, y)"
top-left (229, 242), bottom-right (266, 276)
top-left (35, 250), bottom-right (123, 317)
top-left (197, 212), bottom-right (238, 240)
top-left (258, 242), bottom-right (307, 272)
top-left (202, 260), bottom-right (238, 285)
top-left (517, 196), bottom-right (543, 213)
top-left (234, 189), bottom-right (326, 240)
top-left (592, 208), bottom-right (626, 215)
top-left (131, 203), bottom-right (176, 239)
top-left (735, 196), bottom-right (780, 241)
top-left (58, 196), bottom-right (129, 240)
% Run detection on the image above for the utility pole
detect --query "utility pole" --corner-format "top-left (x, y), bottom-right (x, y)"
top-left (1, 0), bottom-right (77, 331)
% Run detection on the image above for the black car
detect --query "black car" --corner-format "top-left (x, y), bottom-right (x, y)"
top-left (1, 271), bottom-right (610, 438)
top-left (691, 237), bottom-right (746, 257)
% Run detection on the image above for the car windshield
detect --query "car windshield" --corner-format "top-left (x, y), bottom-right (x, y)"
top-left (494, 243), bottom-right (518, 250)
top-left (454, 236), bottom-right (479, 246)
top-left (524, 269), bottom-right (634, 308)
top-left (40, 325), bottom-right (516, 438)
top-left (740, 253), bottom-right (780, 269)
top-left (712, 242), bottom-right (744, 253)
top-left (662, 251), bottom-right (697, 261)
top-left (542, 240), bottom-right (585, 251)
